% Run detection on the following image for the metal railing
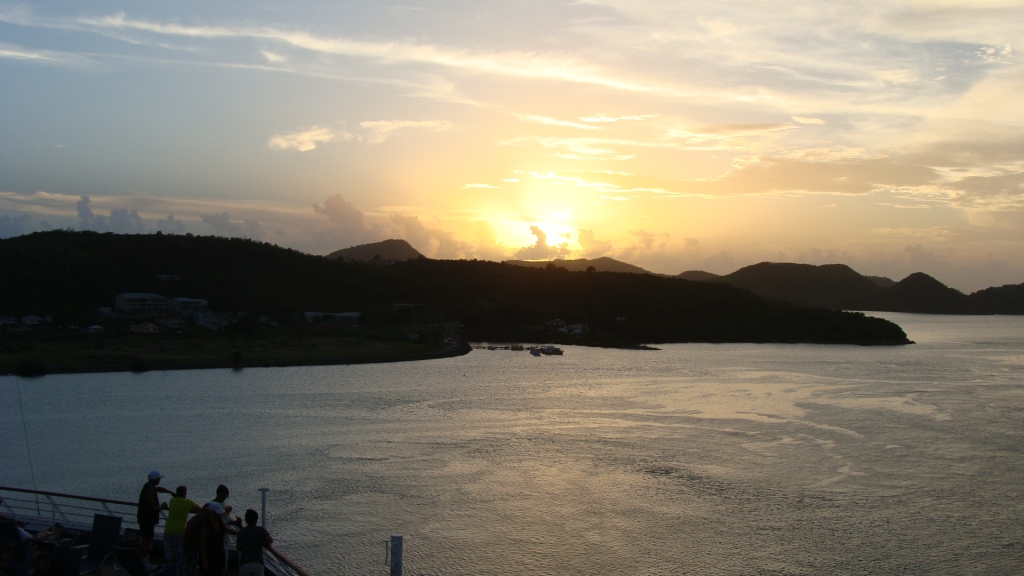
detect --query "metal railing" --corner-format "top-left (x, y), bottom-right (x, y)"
top-left (0, 485), bottom-right (142, 532)
top-left (265, 545), bottom-right (310, 576)
top-left (1, 485), bottom-right (312, 576)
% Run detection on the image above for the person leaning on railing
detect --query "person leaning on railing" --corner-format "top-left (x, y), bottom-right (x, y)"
top-left (164, 486), bottom-right (201, 576)
top-left (235, 510), bottom-right (272, 576)
top-left (138, 471), bottom-right (173, 562)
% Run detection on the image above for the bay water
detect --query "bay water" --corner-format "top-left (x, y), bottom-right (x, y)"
top-left (3, 313), bottom-right (1024, 574)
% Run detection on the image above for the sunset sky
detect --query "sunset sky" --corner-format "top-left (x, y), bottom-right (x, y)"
top-left (2, 1), bottom-right (1024, 291)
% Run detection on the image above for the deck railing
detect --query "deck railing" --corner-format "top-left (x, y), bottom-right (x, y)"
top-left (0, 485), bottom-right (143, 532)
top-left (0, 486), bottom-right (312, 576)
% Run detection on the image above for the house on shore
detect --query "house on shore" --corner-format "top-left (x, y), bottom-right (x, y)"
top-left (130, 321), bottom-right (160, 334)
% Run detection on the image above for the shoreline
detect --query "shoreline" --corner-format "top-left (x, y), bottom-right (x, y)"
top-left (1, 342), bottom-right (472, 377)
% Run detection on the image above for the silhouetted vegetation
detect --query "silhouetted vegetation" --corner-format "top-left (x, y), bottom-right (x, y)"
top-left (704, 262), bottom-right (1023, 314)
top-left (0, 231), bottom-right (911, 347)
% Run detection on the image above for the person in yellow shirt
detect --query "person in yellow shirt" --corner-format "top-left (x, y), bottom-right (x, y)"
top-left (164, 486), bottom-right (201, 576)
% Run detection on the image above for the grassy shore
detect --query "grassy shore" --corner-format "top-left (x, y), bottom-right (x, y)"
top-left (0, 325), bottom-right (467, 376)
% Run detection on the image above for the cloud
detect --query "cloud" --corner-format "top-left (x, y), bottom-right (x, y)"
top-left (0, 45), bottom-right (57, 61)
top-left (308, 194), bottom-right (385, 252)
top-left (156, 215), bottom-right (187, 234)
top-left (577, 228), bottom-right (612, 257)
top-left (312, 194), bottom-right (368, 229)
top-left (513, 225), bottom-right (571, 260)
top-left (389, 214), bottom-right (471, 258)
top-left (201, 212), bottom-right (263, 239)
top-left (359, 120), bottom-right (454, 144)
top-left (76, 196), bottom-right (98, 228)
top-left (0, 43), bottom-right (86, 65)
top-left (792, 116), bottom-right (826, 125)
top-left (76, 195), bottom-right (146, 233)
top-left (944, 171), bottom-right (1024, 204)
top-left (108, 208), bottom-right (147, 233)
top-left (683, 157), bottom-right (939, 196)
top-left (697, 17), bottom-right (738, 37)
top-left (628, 229), bottom-right (669, 251)
top-left (472, 220), bottom-right (509, 261)
top-left (462, 183), bottom-right (501, 189)
top-left (260, 50), bottom-right (286, 63)
top-left (267, 126), bottom-right (348, 152)
top-left (62, 13), bottom-right (693, 97)
top-left (517, 114), bottom-right (600, 130)
top-left (0, 213), bottom-right (30, 238)
top-left (579, 114), bottom-right (659, 123)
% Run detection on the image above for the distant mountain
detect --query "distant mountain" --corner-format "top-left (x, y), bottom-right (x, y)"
top-left (327, 239), bottom-right (422, 262)
top-left (504, 257), bottom-right (650, 274)
top-left (677, 270), bottom-right (721, 282)
top-left (865, 275), bottom-right (897, 288)
top-left (0, 231), bottom-right (911, 346)
top-left (969, 283), bottom-right (1024, 314)
top-left (706, 263), bottom-right (885, 310)
top-left (690, 261), bottom-right (1022, 314)
top-left (873, 272), bottom-right (969, 313)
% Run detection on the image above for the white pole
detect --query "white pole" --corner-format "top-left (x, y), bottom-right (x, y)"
top-left (259, 488), bottom-right (269, 529)
top-left (390, 534), bottom-right (402, 576)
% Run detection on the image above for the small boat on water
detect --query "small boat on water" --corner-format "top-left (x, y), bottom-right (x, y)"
top-left (510, 344), bottom-right (524, 351)
top-left (529, 345), bottom-right (563, 356)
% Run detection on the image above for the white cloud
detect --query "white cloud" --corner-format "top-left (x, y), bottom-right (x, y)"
top-left (64, 13), bottom-right (689, 96)
top-left (359, 120), bottom-right (454, 144)
top-left (267, 126), bottom-right (349, 152)
top-left (0, 45), bottom-right (55, 61)
top-left (517, 114), bottom-right (600, 130)
top-left (579, 114), bottom-right (659, 123)
top-left (792, 116), bottom-right (826, 125)
top-left (260, 50), bottom-right (286, 63)
top-left (697, 17), bottom-right (738, 37)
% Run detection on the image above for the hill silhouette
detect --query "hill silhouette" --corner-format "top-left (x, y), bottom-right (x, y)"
top-left (677, 270), bottom-right (721, 281)
top-left (694, 261), bottom-right (1021, 314)
top-left (707, 263), bottom-right (886, 310)
top-left (327, 239), bottom-right (422, 262)
top-left (504, 257), bottom-right (649, 274)
top-left (0, 231), bottom-right (910, 346)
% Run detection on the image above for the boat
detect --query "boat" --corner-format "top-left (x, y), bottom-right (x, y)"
top-left (530, 348), bottom-right (542, 356)
top-left (538, 345), bottom-right (563, 355)
top-left (510, 345), bottom-right (524, 351)
top-left (0, 485), bottom-right (310, 576)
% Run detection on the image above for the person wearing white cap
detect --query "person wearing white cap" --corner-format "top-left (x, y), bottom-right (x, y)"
top-left (137, 470), bottom-right (173, 560)
top-left (198, 502), bottom-right (228, 576)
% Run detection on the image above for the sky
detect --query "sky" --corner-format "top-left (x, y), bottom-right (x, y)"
top-left (2, 1), bottom-right (1024, 292)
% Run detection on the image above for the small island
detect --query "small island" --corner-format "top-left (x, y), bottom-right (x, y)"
top-left (0, 232), bottom-right (911, 375)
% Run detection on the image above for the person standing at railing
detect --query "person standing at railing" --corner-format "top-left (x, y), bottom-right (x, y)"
top-left (198, 502), bottom-right (227, 576)
top-left (138, 471), bottom-right (173, 562)
top-left (207, 485), bottom-right (240, 570)
top-left (164, 486), bottom-right (201, 576)
top-left (235, 510), bottom-right (272, 576)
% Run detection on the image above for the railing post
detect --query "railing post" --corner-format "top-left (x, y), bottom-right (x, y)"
top-left (259, 488), bottom-right (269, 529)
top-left (45, 495), bottom-right (69, 524)
top-left (389, 535), bottom-right (402, 576)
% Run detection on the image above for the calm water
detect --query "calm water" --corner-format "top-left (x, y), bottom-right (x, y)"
top-left (3, 313), bottom-right (1024, 575)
